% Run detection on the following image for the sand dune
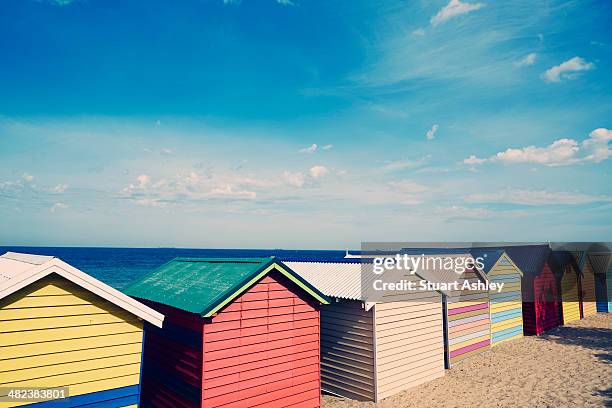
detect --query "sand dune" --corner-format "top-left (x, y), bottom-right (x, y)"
top-left (323, 314), bottom-right (611, 408)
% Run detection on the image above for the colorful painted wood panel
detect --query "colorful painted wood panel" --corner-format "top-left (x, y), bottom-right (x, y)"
top-left (521, 261), bottom-right (561, 335)
top-left (445, 269), bottom-right (490, 367)
top-left (136, 266), bottom-right (322, 408)
top-left (580, 255), bottom-right (597, 318)
top-left (0, 275), bottom-right (144, 408)
top-left (374, 299), bottom-right (445, 400)
top-left (560, 264), bottom-right (582, 324)
top-left (487, 255), bottom-right (523, 346)
top-left (201, 272), bottom-right (321, 408)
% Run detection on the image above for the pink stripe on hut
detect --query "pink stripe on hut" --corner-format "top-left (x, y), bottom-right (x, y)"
top-left (448, 302), bottom-right (488, 316)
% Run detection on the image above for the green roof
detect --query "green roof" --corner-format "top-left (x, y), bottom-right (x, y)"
top-left (123, 257), bottom-right (328, 317)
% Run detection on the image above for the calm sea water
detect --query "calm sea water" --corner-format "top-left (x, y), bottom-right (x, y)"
top-left (0, 247), bottom-right (346, 289)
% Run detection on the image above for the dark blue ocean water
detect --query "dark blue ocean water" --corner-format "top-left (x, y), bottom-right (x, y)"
top-left (0, 247), bottom-right (346, 289)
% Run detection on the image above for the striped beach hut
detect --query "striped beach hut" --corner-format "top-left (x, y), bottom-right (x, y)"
top-left (391, 249), bottom-right (491, 367)
top-left (0, 252), bottom-right (164, 408)
top-left (124, 257), bottom-right (328, 408)
top-left (472, 249), bottom-right (524, 346)
top-left (503, 245), bottom-right (562, 335)
top-left (587, 252), bottom-right (612, 313)
top-left (439, 257), bottom-right (490, 367)
top-left (285, 258), bottom-right (447, 402)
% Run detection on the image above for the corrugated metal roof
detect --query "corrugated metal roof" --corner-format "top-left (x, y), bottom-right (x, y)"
top-left (588, 253), bottom-right (612, 275)
top-left (284, 261), bottom-right (365, 301)
top-left (124, 257), bottom-right (328, 316)
top-left (0, 252), bottom-right (164, 327)
top-left (286, 253), bottom-right (482, 301)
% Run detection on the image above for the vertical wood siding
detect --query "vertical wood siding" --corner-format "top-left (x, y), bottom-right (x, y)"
top-left (522, 262), bottom-right (561, 335)
top-left (0, 275), bottom-right (143, 408)
top-left (445, 270), bottom-right (490, 366)
top-left (560, 264), bottom-right (582, 324)
top-left (580, 257), bottom-right (597, 318)
top-left (488, 256), bottom-right (523, 346)
top-left (374, 297), bottom-right (444, 401)
top-left (319, 300), bottom-right (375, 401)
top-left (201, 271), bottom-right (321, 408)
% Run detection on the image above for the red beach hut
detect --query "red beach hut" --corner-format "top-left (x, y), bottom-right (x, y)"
top-left (504, 245), bottom-right (562, 335)
top-left (124, 257), bottom-right (329, 408)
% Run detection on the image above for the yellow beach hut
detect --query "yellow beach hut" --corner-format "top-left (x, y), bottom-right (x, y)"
top-left (473, 249), bottom-right (524, 346)
top-left (0, 252), bottom-right (164, 408)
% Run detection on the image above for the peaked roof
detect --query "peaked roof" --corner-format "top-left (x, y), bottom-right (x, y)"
top-left (123, 257), bottom-right (329, 317)
top-left (0, 252), bottom-right (164, 327)
top-left (496, 245), bottom-right (550, 277)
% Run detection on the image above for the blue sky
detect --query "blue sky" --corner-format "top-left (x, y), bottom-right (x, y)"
top-left (1, 0), bottom-right (611, 248)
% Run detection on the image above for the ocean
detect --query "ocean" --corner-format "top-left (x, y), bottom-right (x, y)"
top-left (0, 247), bottom-right (347, 289)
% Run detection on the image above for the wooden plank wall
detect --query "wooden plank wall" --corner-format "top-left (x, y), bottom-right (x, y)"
top-left (139, 302), bottom-right (203, 408)
top-left (580, 257), bottom-right (597, 318)
top-left (488, 256), bottom-right (523, 346)
top-left (521, 262), bottom-right (561, 335)
top-left (560, 264), bottom-right (582, 324)
top-left (319, 300), bottom-right (375, 401)
top-left (445, 270), bottom-right (490, 367)
top-left (374, 297), bottom-right (444, 401)
top-left (201, 271), bottom-right (321, 408)
top-left (0, 275), bottom-right (143, 408)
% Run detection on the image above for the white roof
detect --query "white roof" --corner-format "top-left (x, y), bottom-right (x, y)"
top-left (285, 261), bottom-right (365, 301)
top-left (286, 253), bottom-right (487, 303)
top-left (0, 252), bottom-right (164, 327)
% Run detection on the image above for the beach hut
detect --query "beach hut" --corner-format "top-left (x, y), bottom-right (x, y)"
top-left (471, 249), bottom-right (524, 346)
top-left (285, 258), bottom-right (447, 402)
top-left (0, 252), bottom-right (164, 408)
top-left (574, 251), bottom-right (597, 318)
top-left (503, 245), bottom-right (562, 335)
top-left (123, 257), bottom-right (328, 408)
top-left (551, 251), bottom-right (583, 324)
top-left (439, 258), bottom-right (490, 367)
top-left (588, 252), bottom-right (612, 313)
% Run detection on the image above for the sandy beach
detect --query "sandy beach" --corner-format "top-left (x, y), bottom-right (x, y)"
top-left (322, 313), bottom-right (611, 408)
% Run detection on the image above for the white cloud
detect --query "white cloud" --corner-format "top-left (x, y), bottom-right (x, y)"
top-left (463, 155), bottom-right (487, 165)
top-left (430, 0), bottom-right (484, 26)
top-left (383, 155), bottom-right (431, 171)
top-left (22, 173), bottom-right (34, 183)
top-left (542, 57), bottom-right (594, 83)
top-left (276, 0), bottom-right (294, 5)
top-left (515, 53), bottom-right (537, 67)
top-left (467, 189), bottom-right (612, 206)
top-left (209, 185), bottom-right (256, 199)
top-left (426, 124), bottom-right (439, 140)
top-left (51, 202), bottom-right (68, 212)
top-left (388, 180), bottom-right (430, 193)
top-left (48, 0), bottom-right (76, 6)
top-left (322, 144), bottom-right (334, 150)
top-left (412, 28), bottom-right (426, 36)
top-left (436, 205), bottom-right (492, 219)
top-left (464, 128), bottom-right (611, 167)
top-left (281, 170), bottom-right (306, 188)
top-left (309, 165), bottom-right (328, 179)
top-left (53, 184), bottom-right (69, 193)
top-left (137, 174), bottom-right (151, 188)
top-left (160, 148), bottom-right (174, 156)
top-left (299, 143), bottom-right (318, 154)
